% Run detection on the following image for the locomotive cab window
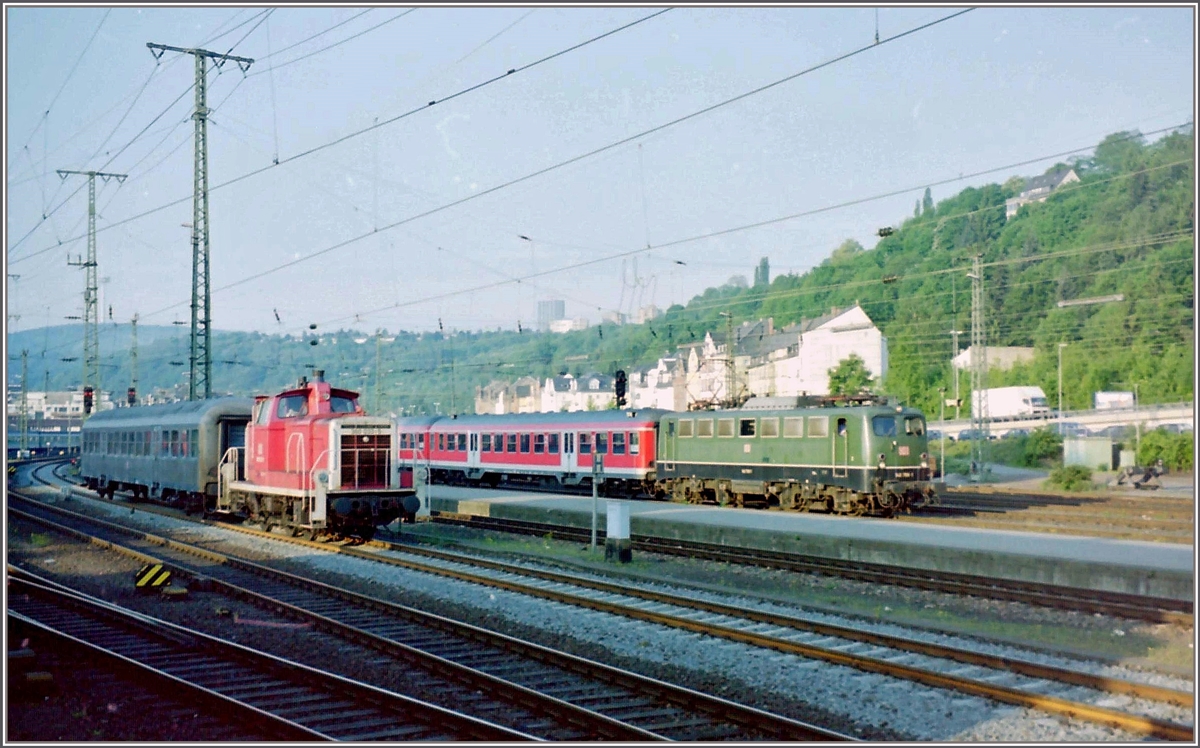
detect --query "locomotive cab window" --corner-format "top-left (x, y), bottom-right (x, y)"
top-left (872, 416), bottom-right (898, 437)
top-left (761, 417), bottom-right (779, 437)
top-left (739, 418), bottom-right (756, 437)
top-left (330, 396), bottom-right (356, 413)
top-left (678, 419), bottom-right (693, 437)
top-left (277, 395), bottom-right (307, 418)
top-left (807, 417), bottom-right (828, 438)
top-left (905, 416), bottom-right (925, 435)
top-left (717, 418), bottom-right (734, 437)
top-left (697, 419), bottom-right (713, 437)
top-left (255, 401), bottom-right (271, 425)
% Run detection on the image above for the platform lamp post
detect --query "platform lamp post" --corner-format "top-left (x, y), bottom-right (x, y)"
top-left (1057, 342), bottom-right (1068, 435)
top-left (938, 387), bottom-right (946, 479)
top-left (591, 453), bottom-right (604, 552)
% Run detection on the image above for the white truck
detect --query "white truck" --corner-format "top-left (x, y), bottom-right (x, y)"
top-left (972, 386), bottom-right (1051, 420)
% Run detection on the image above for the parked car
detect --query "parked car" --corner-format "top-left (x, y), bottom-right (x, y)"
top-left (1000, 428), bottom-right (1030, 439)
top-left (1052, 421), bottom-right (1088, 437)
top-left (1089, 425), bottom-right (1133, 440)
top-left (927, 429), bottom-right (952, 442)
top-left (957, 429), bottom-right (997, 441)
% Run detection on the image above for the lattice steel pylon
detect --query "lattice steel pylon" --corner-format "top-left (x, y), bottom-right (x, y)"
top-left (967, 254), bottom-right (989, 481)
top-left (147, 43), bottom-right (254, 399)
top-left (60, 169), bottom-right (127, 420)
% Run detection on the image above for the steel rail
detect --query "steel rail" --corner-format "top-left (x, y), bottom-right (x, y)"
top-left (5, 612), bottom-right (309, 739)
top-left (429, 512), bottom-right (1193, 624)
top-left (7, 492), bottom-right (849, 742)
top-left (7, 573), bottom-right (534, 742)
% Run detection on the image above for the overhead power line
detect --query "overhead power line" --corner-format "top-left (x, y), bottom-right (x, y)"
top-left (10, 8), bottom-right (672, 263)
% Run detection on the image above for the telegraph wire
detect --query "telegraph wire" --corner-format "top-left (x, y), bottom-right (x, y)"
top-left (256, 8), bottom-right (373, 62)
top-left (250, 9), bottom-right (410, 73)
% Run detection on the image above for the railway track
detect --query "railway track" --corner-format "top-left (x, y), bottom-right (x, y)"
top-left (7, 570), bottom-right (531, 742)
top-left (8, 611), bottom-right (275, 741)
top-left (10, 482), bottom-right (1194, 742)
top-left (425, 513), bottom-right (1193, 626)
top-left (7, 491), bottom-right (848, 741)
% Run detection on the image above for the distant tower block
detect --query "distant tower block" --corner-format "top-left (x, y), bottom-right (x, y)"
top-left (537, 300), bottom-right (566, 331)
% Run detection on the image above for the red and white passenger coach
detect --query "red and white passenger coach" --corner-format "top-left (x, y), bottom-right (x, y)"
top-left (395, 409), bottom-right (668, 496)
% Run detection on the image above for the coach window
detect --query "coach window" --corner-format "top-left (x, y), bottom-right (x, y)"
top-left (612, 432), bottom-right (626, 455)
top-left (170, 430), bottom-right (180, 457)
top-left (717, 418), bottom-right (734, 437)
top-left (678, 419), bottom-right (693, 437)
top-left (808, 416), bottom-right (829, 438)
top-left (417, 433), bottom-right (426, 451)
top-left (519, 433), bottom-right (531, 453)
top-left (457, 433), bottom-right (467, 452)
top-left (629, 432), bottom-right (640, 454)
top-left (697, 419), bottom-right (713, 437)
top-left (761, 417), bottom-right (779, 437)
top-left (595, 432), bottom-right (608, 454)
top-left (739, 418), bottom-right (756, 437)
top-left (400, 433), bottom-right (409, 450)
top-left (579, 433), bottom-right (592, 454)
top-left (534, 434), bottom-right (545, 454)
top-left (548, 433), bottom-right (560, 454)
top-left (507, 433), bottom-right (517, 453)
top-left (481, 434), bottom-right (492, 452)
top-left (438, 433), bottom-right (446, 451)
top-left (161, 431), bottom-right (170, 456)
top-left (190, 429), bottom-right (199, 456)
top-left (182, 430), bottom-right (191, 457)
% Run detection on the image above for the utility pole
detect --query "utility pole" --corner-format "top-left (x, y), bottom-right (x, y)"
top-left (129, 314), bottom-right (139, 406)
top-left (967, 255), bottom-right (988, 481)
top-left (949, 328), bottom-right (963, 420)
top-left (147, 43), bottom-right (253, 400)
top-left (19, 350), bottom-right (30, 454)
top-left (6, 274), bottom-right (19, 326)
top-left (60, 169), bottom-right (126, 421)
top-left (374, 331), bottom-right (382, 413)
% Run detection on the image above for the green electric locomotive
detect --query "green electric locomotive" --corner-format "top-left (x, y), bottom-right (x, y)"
top-left (654, 396), bottom-right (937, 516)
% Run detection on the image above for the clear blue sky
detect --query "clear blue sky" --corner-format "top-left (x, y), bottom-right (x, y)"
top-left (5, 5), bottom-right (1195, 339)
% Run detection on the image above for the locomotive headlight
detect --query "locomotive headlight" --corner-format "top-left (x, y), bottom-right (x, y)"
top-left (920, 452), bottom-right (929, 469)
top-left (878, 453), bottom-right (887, 469)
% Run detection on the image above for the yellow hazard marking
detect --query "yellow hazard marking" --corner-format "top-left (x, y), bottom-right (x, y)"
top-left (135, 563), bottom-right (171, 588)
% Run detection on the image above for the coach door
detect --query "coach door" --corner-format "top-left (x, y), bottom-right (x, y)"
top-left (220, 419), bottom-right (248, 481)
top-left (833, 417), bottom-right (849, 478)
top-left (562, 431), bottom-right (577, 472)
top-left (467, 432), bottom-right (480, 469)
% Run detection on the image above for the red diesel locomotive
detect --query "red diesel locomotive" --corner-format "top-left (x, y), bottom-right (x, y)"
top-left (217, 370), bottom-right (418, 539)
top-left (395, 410), bottom-right (667, 496)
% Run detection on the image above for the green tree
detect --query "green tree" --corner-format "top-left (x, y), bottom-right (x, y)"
top-left (922, 187), bottom-right (933, 214)
top-left (753, 256), bottom-right (770, 287)
top-left (828, 354), bottom-right (873, 395)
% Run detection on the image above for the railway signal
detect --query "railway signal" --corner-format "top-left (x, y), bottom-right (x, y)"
top-left (614, 370), bottom-right (627, 408)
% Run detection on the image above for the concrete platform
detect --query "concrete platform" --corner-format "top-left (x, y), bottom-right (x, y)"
top-left (426, 486), bottom-right (1195, 603)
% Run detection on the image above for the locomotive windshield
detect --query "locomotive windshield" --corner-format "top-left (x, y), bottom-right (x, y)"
top-left (330, 395), bottom-right (356, 413)
top-left (905, 416), bottom-right (925, 435)
top-left (872, 415), bottom-right (898, 437)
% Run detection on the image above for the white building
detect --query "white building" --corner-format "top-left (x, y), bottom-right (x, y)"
top-left (548, 317), bottom-right (590, 334)
top-left (1005, 168), bottom-right (1080, 219)
top-left (951, 345), bottom-right (1035, 372)
top-left (6, 389), bottom-right (115, 418)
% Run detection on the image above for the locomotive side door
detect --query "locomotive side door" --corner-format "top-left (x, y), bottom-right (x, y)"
top-left (832, 417), bottom-right (849, 478)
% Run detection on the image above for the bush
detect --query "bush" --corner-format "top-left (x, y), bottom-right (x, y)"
top-left (1044, 465), bottom-right (1094, 492)
top-left (1137, 429), bottom-right (1193, 471)
top-left (1024, 428), bottom-right (1063, 466)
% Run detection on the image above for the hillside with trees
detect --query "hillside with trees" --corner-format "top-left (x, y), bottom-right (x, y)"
top-left (8, 129), bottom-right (1193, 417)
